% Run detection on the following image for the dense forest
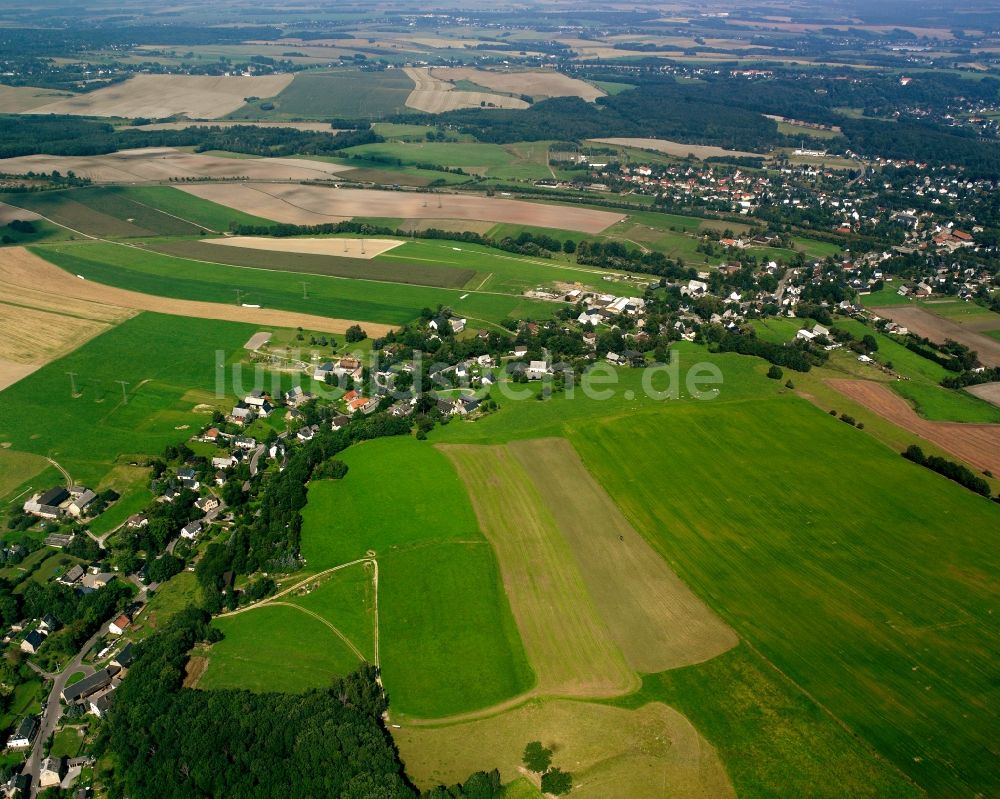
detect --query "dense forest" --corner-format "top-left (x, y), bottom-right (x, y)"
top-left (103, 609), bottom-right (506, 799)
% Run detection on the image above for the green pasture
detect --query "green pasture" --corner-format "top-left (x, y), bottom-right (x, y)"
top-left (919, 299), bottom-right (1000, 326)
top-left (204, 604), bottom-right (362, 693)
top-left (342, 140), bottom-right (553, 181)
top-left (0, 312), bottom-right (255, 486)
top-left (300, 437), bottom-right (532, 717)
top-left (286, 564), bottom-right (376, 662)
top-left (861, 285), bottom-right (911, 307)
top-left (892, 380), bottom-right (1000, 423)
top-left (572, 398), bottom-right (999, 799)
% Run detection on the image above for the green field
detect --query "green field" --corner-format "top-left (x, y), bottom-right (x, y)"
top-left (32, 242), bottom-right (552, 327)
top-left (49, 726), bottom-right (86, 759)
top-left (891, 379), bottom-right (1000, 423)
top-left (0, 312), bottom-right (256, 485)
top-left (299, 438), bottom-right (533, 717)
top-left (0, 186), bottom-right (272, 239)
top-left (231, 70), bottom-right (414, 120)
top-left (570, 399), bottom-right (999, 799)
top-left (342, 140), bottom-right (554, 181)
top-left (0, 449), bottom-right (51, 503)
top-left (149, 238), bottom-right (475, 289)
top-left (203, 604), bottom-right (362, 692)
top-left (414, 344), bottom-right (998, 798)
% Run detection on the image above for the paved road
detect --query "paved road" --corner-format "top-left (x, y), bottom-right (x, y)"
top-left (22, 620), bottom-right (108, 796)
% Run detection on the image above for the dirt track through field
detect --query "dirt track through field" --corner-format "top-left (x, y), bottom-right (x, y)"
top-left (0, 247), bottom-right (396, 338)
top-left (872, 305), bottom-right (1000, 368)
top-left (179, 182), bottom-right (625, 233)
top-left (403, 67), bottom-right (529, 113)
top-left (827, 379), bottom-right (1000, 474)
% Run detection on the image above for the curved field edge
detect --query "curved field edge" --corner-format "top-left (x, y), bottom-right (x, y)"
top-left (393, 698), bottom-right (735, 799)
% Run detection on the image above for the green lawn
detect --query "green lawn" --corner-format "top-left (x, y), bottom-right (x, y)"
top-left (0, 312), bottom-right (256, 486)
top-left (300, 437), bottom-right (532, 718)
top-left (49, 726), bottom-right (86, 759)
top-left (32, 242), bottom-right (552, 327)
top-left (861, 285), bottom-right (911, 307)
top-left (204, 604), bottom-right (362, 692)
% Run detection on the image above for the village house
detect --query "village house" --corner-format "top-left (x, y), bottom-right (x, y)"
top-left (81, 571), bottom-right (114, 591)
top-left (39, 756), bottom-right (65, 789)
top-left (67, 488), bottom-right (97, 518)
top-left (20, 629), bottom-right (46, 655)
top-left (108, 615), bottom-right (131, 636)
top-left (6, 716), bottom-right (38, 750)
top-left (331, 415), bottom-right (351, 431)
top-left (58, 565), bottom-right (85, 586)
top-left (195, 496), bottom-right (219, 513)
top-left (180, 520), bottom-right (203, 541)
top-left (62, 667), bottom-right (116, 703)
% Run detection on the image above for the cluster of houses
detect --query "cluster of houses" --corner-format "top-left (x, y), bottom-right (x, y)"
top-left (22, 486), bottom-right (99, 521)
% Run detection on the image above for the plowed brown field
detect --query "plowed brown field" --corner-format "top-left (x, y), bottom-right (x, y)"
top-left (827, 379), bottom-right (1000, 474)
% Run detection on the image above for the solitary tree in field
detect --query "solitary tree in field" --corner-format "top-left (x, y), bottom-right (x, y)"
top-left (522, 741), bottom-right (552, 773)
top-left (767, 365), bottom-right (783, 380)
top-left (541, 767), bottom-right (573, 795)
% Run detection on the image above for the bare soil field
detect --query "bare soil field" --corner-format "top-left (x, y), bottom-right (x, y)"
top-left (0, 202), bottom-right (42, 225)
top-left (0, 247), bottom-right (396, 338)
top-left (136, 120), bottom-right (340, 133)
top-left (403, 68), bottom-right (529, 114)
top-left (827, 379), bottom-right (1000, 475)
top-left (204, 236), bottom-right (404, 259)
top-left (0, 85), bottom-right (75, 113)
top-left (873, 305), bottom-right (1000, 368)
top-left (442, 443), bottom-right (638, 698)
top-left (430, 67), bottom-right (605, 101)
top-left (0, 148), bottom-right (353, 184)
top-left (589, 137), bottom-right (766, 160)
top-left (394, 699), bottom-right (735, 799)
top-left (179, 183), bottom-right (625, 233)
top-left (509, 438), bottom-right (737, 672)
top-left (965, 382), bottom-right (1000, 410)
top-left (27, 74), bottom-right (294, 119)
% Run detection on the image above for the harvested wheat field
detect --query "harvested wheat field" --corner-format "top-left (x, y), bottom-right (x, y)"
top-left (136, 120), bottom-right (340, 133)
top-left (27, 74), bottom-right (294, 119)
top-left (0, 247), bottom-right (395, 338)
top-left (0, 270), bottom-right (137, 390)
top-left (828, 379), bottom-right (1000, 475)
top-left (0, 148), bottom-right (353, 184)
top-left (403, 67), bottom-right (529, 114)
top-left (432, 67), bottom-right (605, 101)
top-left (394, 699), bottom-right (735, 799)
top-left (179, 183), bottom-right (625, 233)
top-left (0, 202), bottom-right (41, 225)
top-left (873, 305), bottom-right (1000, 368)
top-left (0, 301), bottom-right (115, 370)
top-left (590, 137), bottom-right (766, 160)
top-left (0, 85), bottom-right (75, 113)
top-left (204, 236), bottom-right (404, 259)
top-left (966, 382), bottom-right (1000, 409)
